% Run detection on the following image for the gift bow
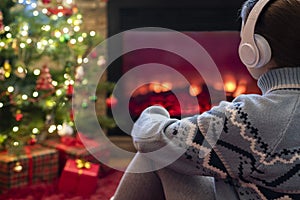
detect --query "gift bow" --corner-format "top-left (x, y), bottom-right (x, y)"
top-left (75, 159), bottom-right (91, 169)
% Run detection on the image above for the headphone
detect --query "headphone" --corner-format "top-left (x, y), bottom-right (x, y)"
top-left (239, 0), bottom-right (272, 69)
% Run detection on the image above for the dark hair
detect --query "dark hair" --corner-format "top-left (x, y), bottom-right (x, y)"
top-left (241, 0), bottom-right (300, 67)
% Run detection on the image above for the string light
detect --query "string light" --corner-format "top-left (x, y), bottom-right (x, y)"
top-left (42, 25), bottom-right (51, 32)
top-left (56, 89), bottom-right (62, 96)
top-left (74, 26), bottom-right (80, 32)
top-left (0, 102), bottom-right (3, 108)
top-left (22, 94), bottom-right (28, 100)
top-left (83, 58), bottom-right (89, 63)
top-left (26, 38), bottom-right (32, 44)
top-left (33, 69), bottom-right (40, 75)
top-left (78, 36), bottom-right (83, 42)
top-left (32, 128), bottom-right (39, 134)
top-left (42, 9), bottom-right (48, 14)
top-left (57, 125), bottom-right (63, 131)
top-left (0, 42), bottom-right (5, 47)
top-left (13, 141), bottom-right (19, 146)
top-left (7, 86), bottom-right (14, 93)
top-left (90, 31), bottom-right (96, 37)
top-left (13, 126), bottom-right (19, 132)
top-left (48, 125), bottom-right (56, 133)
top-left (4, 26), bottom-right (10, 32)
top-left (6, 33), bottom-right (12, 39)
top-left (32, 91), bottom-right (39, 98)
top-left (31, 2), bottom-right (37, 8)
top-left (33, 10), bottom-right (39, 16)
top-left (20, 43), bottom-right (26, 48)
top-left (52, 81), bottom-right (58, 87)
top-left (70, 38), bottom-right (76, 44)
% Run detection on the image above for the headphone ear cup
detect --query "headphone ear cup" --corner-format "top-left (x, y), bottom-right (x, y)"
top-left (254, 34), bottom-right (272, 68)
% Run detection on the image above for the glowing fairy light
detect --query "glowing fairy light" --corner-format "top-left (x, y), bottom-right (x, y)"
top-left (74, 26), bottom-right (80, 32)
top-left (67, 18), bottom-right (73, 24)
top-left (0, 42), bottom-right (5, 47)
top-left (56, 89), bottom-right (62, 96)
top-left (20, 43), bottom-right (26, 48)
top-left (83, 58), bottom-right (89, 63)
top-left (70, 39), bottom-right (76, 44)
top-left (42, 9), bottom-right (48, 14)
top-left (58, 12), bottom-right (63, 17)
top-left (57, 125), bottom-right (63, 131)
top-left (63, 27), bottom-right (69, 33)
top-left (54, 30), bottom-right (61, 38)
top-left (90, 31), bottom-right (96, 37)
top-left (69, 80), bottom-right (75, 85)
top-left (78, 36), bottom-right (84, 42)
top-left (33, 91), bottom-right (39, 98)
top-left (33, 69), bottom-right (40, 75)
top-left (7, 86), bottom-right (14, 93)
top-left (26, 38), bottom-right (32, 44)
top-left (4, 26), bottom-right (10, 31)
top-left (22, 94), bottom-right (28, 100)
top-left (18, 0), bottom-right (24, 4)
top-left (17, 67), bottom-right (24, 73)
top-left (52, 81), bottom-right (58, 86)
top-left (6, 33), bottom-right (12, 39)
top-left (32, 128), bottom-right (39, 134)
top-left (0, 102), bottom-right (3, 108)
top-left (13, 126), bottom-right (19, 132)
top-left (33, 10), bottom-right (39, 16)
top-left (42, 25), bottom-right (51, 31)
top-left (48, 125), bottom-right (57, 133)
top-left (31, 2), bottom-right (37, 8)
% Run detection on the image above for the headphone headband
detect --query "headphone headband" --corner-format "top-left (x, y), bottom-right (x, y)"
top-left (239, 0), bottom-right (272, 68)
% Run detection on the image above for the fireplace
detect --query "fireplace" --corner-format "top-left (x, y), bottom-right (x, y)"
top-left (106, 0), bottom-right (260, 135)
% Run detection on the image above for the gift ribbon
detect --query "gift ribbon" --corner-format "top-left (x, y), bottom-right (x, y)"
top-left (24, 146), bottom-right (33, 185)
top-left (75, 159), bottom-right (91, 175)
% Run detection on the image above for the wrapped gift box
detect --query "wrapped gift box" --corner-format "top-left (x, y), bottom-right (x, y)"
top-left (58, 159), bottom-right (100, 196)
top-left (42, 135), bottom-right (110, 175)
top-left (0, 144), bottom-right (58, 192)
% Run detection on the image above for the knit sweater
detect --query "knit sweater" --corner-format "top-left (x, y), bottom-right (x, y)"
top-left (132, 67), bottom-right (300, 200)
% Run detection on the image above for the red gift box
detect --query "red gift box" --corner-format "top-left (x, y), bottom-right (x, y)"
top-left (58, 159), bottom-right (100, 196)
top-left (42, 134), bottom-right (110, 175)
top-left (0, 144), bottom-right (58, 193)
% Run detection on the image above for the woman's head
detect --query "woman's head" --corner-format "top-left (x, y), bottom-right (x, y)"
top-left (240, 0), bottom-right (300, 78)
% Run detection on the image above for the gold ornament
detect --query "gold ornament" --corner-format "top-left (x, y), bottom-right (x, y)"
top-left (3, 60), bottom-right (11, 78)
top-left (75, 159), bottom-right (91, 169)
top-left (13, 162), bottom-right (23, 173)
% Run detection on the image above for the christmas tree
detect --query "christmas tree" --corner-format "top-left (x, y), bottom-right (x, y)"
top-left (0, 0), bottom-right (114, 153)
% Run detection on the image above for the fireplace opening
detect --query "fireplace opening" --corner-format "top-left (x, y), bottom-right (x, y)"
top-left (106, 0), bottom-right (260, 136)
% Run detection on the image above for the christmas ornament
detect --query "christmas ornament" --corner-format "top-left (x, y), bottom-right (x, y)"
top-left (3, 60), bottom-right (11, 78)
top-left (36, 65), bottom-right (54, 91)
top-left (75, 66), bottom-right (84, 81)
top-left (75, 159), bottom-right (91, 169)
top-left (15, 110), bottom-right (23, 121)
top-left (0, 11), bottom-right (4, 34)
top-left (13, 162), bottom-right (23, 173)
top-left (106, 95), bottom-right (118, 108)
top-left (14, 62), bottom-right (27, 79)
top-left (89, 95), bottom-right (97, 102)
top-left (81, 99), bottom-right (88, 108)
top-left (58, 122), bottom-right (74, 136)
top-left (28, 135), bottom-right (37, 145)
top-left (0, 67), bottom-right (5, 81)
top-left (42, 0), bottom-right (51, 4)
top-left (66, 84), bottom-right (73, 97)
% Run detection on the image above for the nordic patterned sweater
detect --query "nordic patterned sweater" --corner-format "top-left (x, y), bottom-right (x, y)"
top-left (131, 67), bottom-right (300, 200)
